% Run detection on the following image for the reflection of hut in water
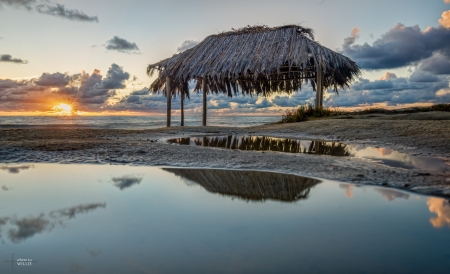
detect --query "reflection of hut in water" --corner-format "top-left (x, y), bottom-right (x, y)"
top-left (163, 168), bottom-right (320, 202)
top-left (168, 136), bottom-right (350, 156)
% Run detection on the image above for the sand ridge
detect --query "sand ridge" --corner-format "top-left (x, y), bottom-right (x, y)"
top-left (0, 115), bottom-right (449, 197)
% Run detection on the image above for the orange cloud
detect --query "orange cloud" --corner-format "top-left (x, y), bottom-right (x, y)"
top-left (439, 10), bottom-right (450, 28)
top-left (427, 197), bottom-right (450, 228)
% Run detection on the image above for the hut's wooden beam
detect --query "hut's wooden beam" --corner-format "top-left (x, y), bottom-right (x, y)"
top-left (202, 78), bottom-right (207, 126)
top-left (166, 76), bottom-right (171, 127)
top-left (181, 81), bottom-right (189, 127)
top-left (315, 66), bottom-right (323, 109)
top-left (180, 91), bottom-right (184, 126)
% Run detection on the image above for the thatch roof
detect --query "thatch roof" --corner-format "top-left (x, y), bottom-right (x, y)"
top-left (147, 25), bottom-right (361, 98)
top-left (163, 168), bottom-right (320, 202)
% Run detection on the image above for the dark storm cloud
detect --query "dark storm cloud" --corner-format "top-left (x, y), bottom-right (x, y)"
top-left (105, 36), bottom-right (140, 53)
top-left (419, 54), bottom-right (450, 75)
top-left (111, 175), bottom-right (143, 190)
top-left (177, 40), bottom-right (199, 52)
top-left (409, 70), bottom-right (441, 83)
top-left (0, 0), bottom-right (98, 22)
top-left (0, 54), bottom-right (28, 64)
top-left (342, 24), bottom-right (450, 70)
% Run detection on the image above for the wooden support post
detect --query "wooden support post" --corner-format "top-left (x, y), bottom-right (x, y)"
top-left (180, 90), bottom-right (184, 127)
top-left (202, 77), bottom-right (207, 126)
top-left (166, 77), bottom-right (171, 127)
top-left (316, 65), bottom-right (324, 109)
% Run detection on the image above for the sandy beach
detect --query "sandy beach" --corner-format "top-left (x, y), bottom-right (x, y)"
top-left (1, 111), bottom-right (449, 197)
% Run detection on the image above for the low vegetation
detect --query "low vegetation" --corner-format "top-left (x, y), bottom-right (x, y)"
top-left (282, 103), bottom-right (450, 123)
top-left (281, 103), bottom-right (343, 123)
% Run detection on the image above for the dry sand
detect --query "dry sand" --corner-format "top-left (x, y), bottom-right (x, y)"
top-left (0, 111), bottom-right (449, 197)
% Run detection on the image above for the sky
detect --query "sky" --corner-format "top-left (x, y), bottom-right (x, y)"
top-left (0, 0), bottom-right (449, 115)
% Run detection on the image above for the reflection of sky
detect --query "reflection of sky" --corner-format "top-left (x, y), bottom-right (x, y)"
top-left (170, 136), bottom-right (450, 172)
top-left (428, 198), bottom-right (450, 228)
top-left (0, 164), bottom-right (449, 273)
top-left (348, 145), bottom-right (450, 172)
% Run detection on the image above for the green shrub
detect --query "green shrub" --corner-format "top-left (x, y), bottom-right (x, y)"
top-left (282, 103), bottom-right (342, 123)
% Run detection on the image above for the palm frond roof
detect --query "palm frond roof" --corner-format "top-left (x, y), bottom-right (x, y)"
top-left (147, 25), bottom-right (361, 97)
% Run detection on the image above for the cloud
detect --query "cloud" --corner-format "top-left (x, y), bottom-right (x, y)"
top-left (0, 63), bottom-right (131, 112)
top-left (36, 3), bottom-right (98, 22)
top-left (0, 0), bottom-right (36, 10)
top-left (419, 53), bottom-right (450, 75)
top-left (427, 197), bottom-right (450, 228)
top-left (439, 10), bottom-right (450, 28)
top-left (342, 24), bottom-right (450, 70)
top-left (49, 203), bottom-right (106, 219)
top-left (8, 215), bottom-right (51, 243)
top-left (111, 175), bottom-right (143, 190)
top-left (177, 40), bottom-right (199, 52)
top-left (375, 189), bottom-right (409, 202)
top-left (379, 72), bottom-right (397, 80)
top-left (2, 185), bottom-right (9, 191)
top-left (0, 54), bottom-right (28, 64)
top-left (340, 184), bottom-right (354, 198)
top-left (35, 72), bottom-right (71, 87)
top-left (105, 36), bottom-right (139, 53)
top-left (342, 28), bottom-right (360, 50)
top-left (0, 164), bottom-right (34, 174)
top-left (1, 202), bottom-right (106, 243)
top-left (0, 0), bottom-right (98, 22)
top-left (326, 70), bottom-right (450, 107)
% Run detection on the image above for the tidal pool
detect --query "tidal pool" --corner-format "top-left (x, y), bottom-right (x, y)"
top-left (0, 164), bottom-right (449, 273)
top-left (168, 135), bottom-right (450, 172)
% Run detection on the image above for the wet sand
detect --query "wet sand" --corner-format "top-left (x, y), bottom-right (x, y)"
top-left (1, 111), bottom-right (449, 197)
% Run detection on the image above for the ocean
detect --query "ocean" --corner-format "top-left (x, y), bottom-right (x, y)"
top-left (0, 115), bottom-right (280, 129)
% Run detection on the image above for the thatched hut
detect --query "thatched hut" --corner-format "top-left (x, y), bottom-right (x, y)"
top-left (163, 168), bottom-right (320, 202)
top-left (147, 25), bottom-right (360, 127)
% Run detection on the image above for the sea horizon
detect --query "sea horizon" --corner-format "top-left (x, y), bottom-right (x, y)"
top-left (0, 115), bottom-right (281, 129)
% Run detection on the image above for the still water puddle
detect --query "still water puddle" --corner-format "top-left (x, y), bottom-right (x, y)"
top-left (168, 135), bottom-right (450, 172)
top-left (0, 163), bottom-right (449, 273)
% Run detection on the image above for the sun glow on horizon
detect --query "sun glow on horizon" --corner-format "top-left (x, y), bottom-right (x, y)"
top-left (51, 103), bottom-right (73, 115)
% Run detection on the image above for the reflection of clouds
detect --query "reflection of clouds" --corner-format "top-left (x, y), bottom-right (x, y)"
top-left (111, 175), bottom-right (143, 190)
top-left (0, 203), bottom-right (106, 243)
top-left (375, 148), bottom-right (393, 157)
top-left (8, 215), bottom-right (52, 243)
top-left (339, 184), bottom-right (354, 198)
top-left (427, 198), bottom-right (450, 228)
top-left (50, 203), bottom-right (106, 219)
top-left (86, 248), bottom-right (102, 257)
top-left (375, 189), bottom-right (410, 202)
top-left (0, 165), bottom-right (34, 174)
top-left (2, 185), bottom-right (9, 191)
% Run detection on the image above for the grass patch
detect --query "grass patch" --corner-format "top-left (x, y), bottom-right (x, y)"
top-left (282, 103), bottom-right (343, 123)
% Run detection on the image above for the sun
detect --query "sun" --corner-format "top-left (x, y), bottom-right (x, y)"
top-left (52, 103), bottom-right (73, 115)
